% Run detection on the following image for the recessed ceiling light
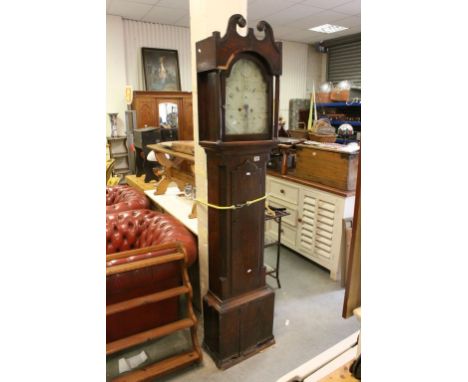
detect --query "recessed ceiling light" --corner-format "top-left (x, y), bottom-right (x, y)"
top-left (309, 24), bottom-right (348, 34)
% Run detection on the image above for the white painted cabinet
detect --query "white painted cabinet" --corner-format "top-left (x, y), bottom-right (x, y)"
top-left (266, 175), bottom-right (355, 280)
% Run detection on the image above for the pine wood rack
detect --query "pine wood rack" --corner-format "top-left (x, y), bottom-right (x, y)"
top-left (106, 242), bottom-right (202, 381)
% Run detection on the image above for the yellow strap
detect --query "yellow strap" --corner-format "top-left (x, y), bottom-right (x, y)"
top-left (194, 194), bottom-right (269, 210)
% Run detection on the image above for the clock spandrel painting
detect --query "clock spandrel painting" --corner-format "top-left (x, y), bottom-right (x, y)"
top-left (225, 59), bottom-right (268, 135)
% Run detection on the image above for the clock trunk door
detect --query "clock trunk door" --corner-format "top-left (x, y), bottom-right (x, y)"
top-left (224, 58), bottom-right (270, 140)
top-left (230, 159), bottom-right (266, 295)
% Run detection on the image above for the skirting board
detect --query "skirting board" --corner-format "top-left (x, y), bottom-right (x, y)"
top-left (276, 330), bottom-right (359, 382)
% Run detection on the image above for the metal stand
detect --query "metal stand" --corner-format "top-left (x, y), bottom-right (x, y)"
top-left (264, 210), bottom-right (290, 288)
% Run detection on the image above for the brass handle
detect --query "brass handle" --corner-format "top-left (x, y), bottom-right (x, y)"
top-left (298, 217), bottom-right (302, 223)
top-left (280, 189), bottom-right (285, 194)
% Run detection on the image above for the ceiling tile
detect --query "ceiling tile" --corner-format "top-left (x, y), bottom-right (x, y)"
top-left (334, 15), bottom-right (360, 28)
top-left (248, 0), bottom-right (294, 20)
top-left (158, 0), bottom-right (189, 9)
top-left (263, 4), bottom-right (324, 25)
top-left (173, 14), bottom-right (190, 27)
top-left (107, 0), bottom-right (152, 20)
top-left (292, 10), bottom-right (351, 29)
top-left (142, 6), bottom-right (187, 24)
top-left (131, 0), bottom-right (160, 4)
top-left (331, 0), bottom-right (360, 15)
top-left (280, 29), bottom-right (318, 43)
top-left (247, 18), bottom-right (259, 27)
top-left (299, 0), bottom-right (353, 9)
top-left (266, 24), bottom-right (306, 39)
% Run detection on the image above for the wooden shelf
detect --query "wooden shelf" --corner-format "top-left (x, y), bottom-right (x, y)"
top-left (107, 286), bottom-right (190, 316)
top-left (112, 350), bottom-right (200, 382)
top-left (111, 152), bottom-right (128, 158)
top-left (107, 318), bottom-right (194, 355)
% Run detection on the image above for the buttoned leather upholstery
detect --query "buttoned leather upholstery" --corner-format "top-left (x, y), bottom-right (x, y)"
top-left (106, 185), bottom-right (149, 214)
top-left (106, 209), bottom-right (197, 343)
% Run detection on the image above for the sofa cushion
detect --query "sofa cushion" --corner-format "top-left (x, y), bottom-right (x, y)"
top-left (106, 185), bottom-right (149, 214)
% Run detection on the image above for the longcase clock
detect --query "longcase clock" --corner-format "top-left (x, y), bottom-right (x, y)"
top-left (196, 14), bottom-right (282, 369)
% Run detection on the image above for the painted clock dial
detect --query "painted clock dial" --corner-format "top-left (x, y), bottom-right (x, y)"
top-left (225, 58), bottom-right (268, 135)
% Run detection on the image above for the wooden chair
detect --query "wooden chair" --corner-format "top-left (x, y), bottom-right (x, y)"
top-left (106, 242), bottom-right (202, 381)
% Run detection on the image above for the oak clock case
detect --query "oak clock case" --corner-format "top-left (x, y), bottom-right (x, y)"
top-left (196, 14), bottom-right (282, 369)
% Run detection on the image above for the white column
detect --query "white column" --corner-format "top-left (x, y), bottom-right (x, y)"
top-left (189, 0), bottom-right (248, 301)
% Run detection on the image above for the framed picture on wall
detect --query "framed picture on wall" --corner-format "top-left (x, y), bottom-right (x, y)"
top-left (142, 48), bottom-right (181, 91)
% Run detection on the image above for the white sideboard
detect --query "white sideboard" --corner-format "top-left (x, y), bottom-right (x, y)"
top-left (266, 175), bottom-right (355, 280)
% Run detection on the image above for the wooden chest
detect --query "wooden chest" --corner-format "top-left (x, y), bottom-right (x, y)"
top-left (295, 144), bottom-right (359, 191)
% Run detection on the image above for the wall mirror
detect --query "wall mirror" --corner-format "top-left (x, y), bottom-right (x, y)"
top-left (159, 102), bottom-right (179, 128)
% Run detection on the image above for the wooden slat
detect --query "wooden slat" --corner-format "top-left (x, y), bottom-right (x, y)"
top-left (106, 253), bottom-right (185, 276)
top-left (147, 143), bottom-right (195, 162)
top-left (112, 350), bottom-right (201, 382)
top-left (125, 174), bottom-right (157, 193)
top-left (106, 318), bottom-right (194, 355)
top-left (106, 242), bottom-right (182, 261)
top-left (107, 286), bottom-right (189, 316)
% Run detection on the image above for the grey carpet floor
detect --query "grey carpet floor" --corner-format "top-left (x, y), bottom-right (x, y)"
top-left (107, 245), bottom-right (359, 381)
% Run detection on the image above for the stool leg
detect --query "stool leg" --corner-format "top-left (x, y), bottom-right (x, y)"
top-left (276, 217), bottom-right (282, 289)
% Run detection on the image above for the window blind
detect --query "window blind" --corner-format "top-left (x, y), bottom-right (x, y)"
top-left (327, 40), bottom-right (361, 88)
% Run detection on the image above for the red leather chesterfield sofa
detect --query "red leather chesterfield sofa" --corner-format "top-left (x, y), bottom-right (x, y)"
top-left (106, 209), bottom-right (197, 343)
top-left (106, 185), bottom-right (149, 214)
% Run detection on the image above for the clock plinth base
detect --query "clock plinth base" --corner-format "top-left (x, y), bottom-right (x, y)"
top-left (202, 287), bottom-right (275, 369)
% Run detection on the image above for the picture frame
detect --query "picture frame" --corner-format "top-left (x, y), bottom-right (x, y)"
top-left (142, 48), bottom-right (181, 92)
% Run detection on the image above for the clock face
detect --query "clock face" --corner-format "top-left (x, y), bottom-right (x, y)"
top-left (225, 58), bottom-right (268, 135)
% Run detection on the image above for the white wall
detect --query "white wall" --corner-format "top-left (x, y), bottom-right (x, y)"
top-left (279, 41), bottom-right (308, 123)
top-left (307, 44), bottom-right (326, 94)
top-left (122, 19), bottom-right (192, 92)
top-left (106, 15), bottom-right (127, 136)
top-left (278, 40), bottom-right (325, 129)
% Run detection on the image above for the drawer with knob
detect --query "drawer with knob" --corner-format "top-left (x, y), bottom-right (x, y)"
top-left (268, 179), bottom-right (299, 205)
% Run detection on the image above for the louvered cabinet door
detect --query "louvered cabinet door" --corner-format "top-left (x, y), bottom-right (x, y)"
top-left (296, 192), bottom-right (317, 258)
top-left (297, 188), bottom-right (344, 277)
